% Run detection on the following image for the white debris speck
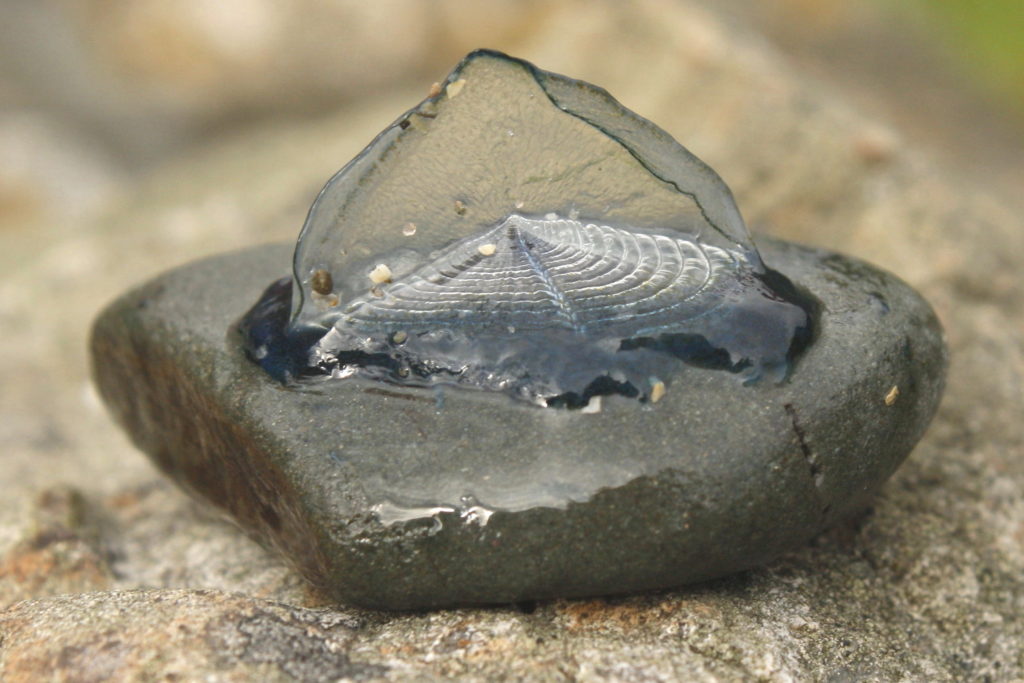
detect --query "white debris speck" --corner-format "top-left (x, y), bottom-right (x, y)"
top-left (446, 78), bottom-right (466, 98)
top-left (402, 222), bottom-right (417, 236)
top-left (372, 501), bottom-right (454, 526)
top-left (368, 263), bottom-right (392, 284)
top-left (461, 505), bottom-right (494, 526)
top-left (581, 396), bottom-right (602, 414)
top-left (330, 366), bottom-right (356, 380)
top-left (392, 330), bottom-right (408, 344)
top-left (477, 243), bottom-right (497, 256)
top-left (544, 212), bottom-right (558, 220)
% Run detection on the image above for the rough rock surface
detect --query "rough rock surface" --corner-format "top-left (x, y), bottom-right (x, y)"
top-left (2, 0), bottom-right (1022, 679)
top-left (0, 590), bottom-right (385, 681)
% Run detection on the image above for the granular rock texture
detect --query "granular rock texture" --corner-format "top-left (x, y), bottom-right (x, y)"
top-left (0, 590), bottom-right (384, 681)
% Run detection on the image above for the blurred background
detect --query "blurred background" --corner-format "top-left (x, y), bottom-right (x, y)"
top-left (0, 0), bottom-right (1021, 249)
top-left (0, 1), bottom-right (1022, 491)
top-left (1, 4), bottom-right (1023, 669)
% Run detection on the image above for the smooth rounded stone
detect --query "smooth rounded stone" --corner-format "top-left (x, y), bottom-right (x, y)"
top-left (89, 237), bottom-right (946, 610)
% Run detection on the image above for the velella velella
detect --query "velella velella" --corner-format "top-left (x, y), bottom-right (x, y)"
top-left (91, 47), bottom-right (948, 609)
top-left (239, 49), bottom-right (815, 407)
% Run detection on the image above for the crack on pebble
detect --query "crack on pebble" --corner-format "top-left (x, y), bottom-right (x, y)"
top-left (784, 403), bottom-right (829, 515)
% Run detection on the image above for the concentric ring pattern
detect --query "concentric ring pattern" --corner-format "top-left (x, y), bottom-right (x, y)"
top-left (342, 214), bottom-right (743, 337)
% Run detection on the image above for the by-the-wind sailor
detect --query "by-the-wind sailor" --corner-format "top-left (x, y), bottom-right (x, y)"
top-left (240, 49), bottom-right (815, 407)
top-left (92, 48), bottom-right (948, 609)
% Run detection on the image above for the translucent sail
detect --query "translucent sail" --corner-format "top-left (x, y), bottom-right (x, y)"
top-left (292, 50), bottom-right (760, 328)
top-left (239, 50), bottom-right (814, 407)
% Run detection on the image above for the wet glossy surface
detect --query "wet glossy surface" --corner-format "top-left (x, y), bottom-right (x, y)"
top-left (239, 50), bottom-right (815, 406)
top-left (94, 239), bottom-right (947, 607)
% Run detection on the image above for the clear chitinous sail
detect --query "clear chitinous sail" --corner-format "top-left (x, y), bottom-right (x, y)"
top-left (238, 50), bottom-right (816, 407)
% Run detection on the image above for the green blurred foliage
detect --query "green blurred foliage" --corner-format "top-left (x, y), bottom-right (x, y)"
top-left (892, 0), bottom-right (1024, 116)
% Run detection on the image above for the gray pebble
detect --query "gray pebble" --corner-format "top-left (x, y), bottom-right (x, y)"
top-left (90, 237), bottom-right (946, 609)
